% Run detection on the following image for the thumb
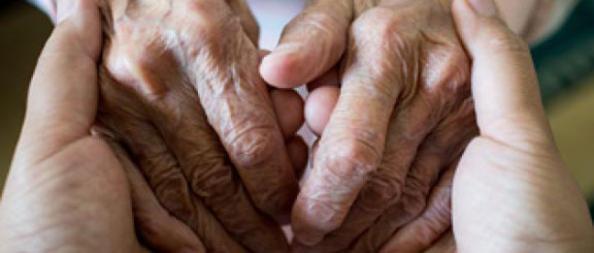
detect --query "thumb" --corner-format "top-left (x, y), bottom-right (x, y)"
top-left (260, 0), bottom-right (352, 88)
top-left (452, 0), bottom-right (552, 147)
top-left (17, 0), bottom-right (102, 164)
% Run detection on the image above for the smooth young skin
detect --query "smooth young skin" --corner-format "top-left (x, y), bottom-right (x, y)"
top-left (0, 2), bottom-right (144, 252)
top-left (0, 1), bottom-right (306, 252)
top-left (449, 0), bottom-right (593, 252)
top-left (296, 0), bottom-right (594, 252)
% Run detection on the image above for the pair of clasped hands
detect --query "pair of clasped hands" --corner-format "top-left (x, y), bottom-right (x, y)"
top-left (0, 0), bottom-right (593, 252)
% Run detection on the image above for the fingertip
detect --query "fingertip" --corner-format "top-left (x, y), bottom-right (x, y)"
top-left (452, 0), bottom-right (507, 53)
top-left (305, 85), bottom-right (339, 135)
top-left (54, 0), bottom-right (102, 59)
top-left (260, 49), bottom-right (306, 88)
top-left (270, 89), bottom-right (305, 138)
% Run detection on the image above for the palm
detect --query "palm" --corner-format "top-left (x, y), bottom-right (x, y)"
top-left (0, 136), bottom-right (141, 252)
top-left (453, 134), bottom-right (592, 252)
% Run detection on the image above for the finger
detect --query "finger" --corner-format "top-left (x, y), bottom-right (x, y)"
top-left (379, 168), bottom-right (456, 253)
top-left (305, 86), bottom-right (339, 135)
top-left (101, 37), bottom-right (290, 251)
top-left (148, 88), bottom-right (289, 252)
top-left (18, 0), bottom-right (101, 163)
top-left (307, 67), bottom-right (339, 92)
top-left (349, 102), bottom-right (475, 253)
top-left (293, 8), bottom-right (419, 244)
top-left (260, 0), bottom-right (352, 88)
top-left (227, 0), bottom-right (260, 45)
top-left (270, 89), bottom-right (305, 139)
top-left (287, 136), bottom-right (309, 179)
top-left (424, 230), bottom-right (456, 253)
top-left (305, 69), bottom-right (340, 135)
top-left (452, 0), bottom-right (551, 145)
top-left (303, 99), bottom-right (475, 252)
top-left (98, 73), bottom-right (247, 252)
top-left (351, 166), bottom-right (456, 253)
top-left (194, 19), bottom-right (299, 218)
top-left (104, 137), bottom-right (206, 253)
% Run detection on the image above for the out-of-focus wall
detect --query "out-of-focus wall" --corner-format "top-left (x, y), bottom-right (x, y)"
top-left (0, 2), bottom-right (52, 185)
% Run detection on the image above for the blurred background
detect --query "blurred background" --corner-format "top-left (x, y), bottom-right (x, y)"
top-left (0, 0), bottom-right (593, 218)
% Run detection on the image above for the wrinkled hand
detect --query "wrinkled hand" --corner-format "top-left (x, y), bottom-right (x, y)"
top-left (96, 0), bottom-right (306, 252)
top-left (0, 2), bottom-right (144, 252)
top-left (409, 1), bottom-right (594, 252)
top-left (262, 0), bottom-right (476, 251)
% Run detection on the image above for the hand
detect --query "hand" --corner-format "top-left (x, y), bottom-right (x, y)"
top-left (404, 0), bottom-right (594, 252)
top-left (0, 2), bottom-right (144, 252)
top-left (262, 0), bottom-right (475, 251)
top-left (95, 0), bottom-right (306, 252)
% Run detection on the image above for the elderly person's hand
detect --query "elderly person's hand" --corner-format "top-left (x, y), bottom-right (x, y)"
top-left (388, 1), bottom-right (594, 251)
top-left (93, 0), bottom-right (307, 251)
top-left (262, 0), bottom-right (476, 251)
top-left (1, 0), bottom-right (309, 252)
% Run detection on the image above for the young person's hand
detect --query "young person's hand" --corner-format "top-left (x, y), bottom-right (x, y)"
top-left (0, 2), bottom-right (146, 252)
top-left (382, 0), bottom-right (594, 252)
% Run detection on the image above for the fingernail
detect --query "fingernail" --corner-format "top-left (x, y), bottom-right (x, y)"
top-left (467, 0), bottom-right (497, 17)
top-left (56, 0), bottom-right (78, 23)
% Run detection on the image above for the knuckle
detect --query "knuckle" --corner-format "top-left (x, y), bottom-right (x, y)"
top-left (325, 136), bottom-right (383, 179)
top-left (425, 45), bottom-right (470, 94)
top-left (183, 1), bottom-right (243, 44)
top-left (399, 185), bottom-right (428, 218)
top-left (188, 159), bottom-right (236, 201)
top-left (295, 196), bottom-right (346, 233)
top-left (226, 124), bottom-right (278, 168)
top-left (350, 8), bottom-right (419, 99)
top-left (153, 175), bottom-right (195, 220)
top-left (353, 7), bottom-right (416, 50)
top-left (142, 154), bottom-right (180, 187)
top-left (413, 197), bottom-right (452, 245)
top-left (105, 31), bottom-right (175, 98)
top-left (358, 172), bottom-right (405, 211)
top-left (354, 7), bottom-right (399, 42)
top-left (293, 11), bottom-right (338, 35)
top-left (250, 182), bottom-right (292, 213)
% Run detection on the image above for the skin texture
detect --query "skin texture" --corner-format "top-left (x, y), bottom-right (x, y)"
top-left (293, 0), bottom-right (594, 252)
top-left (450, 1), bottom-right (593, 251)
top-left (95, 0), bottom-right (308, 252)
top-left (408, 1), bottom-right (593, 251)
top-left (262, 0), bottom-right (477, 251)
top-left (0, 1), bottom-right (308, 252)
top-left (1, 1), bottom-right (591, 253)
top-left (0, 2), bottom-right (144, 252)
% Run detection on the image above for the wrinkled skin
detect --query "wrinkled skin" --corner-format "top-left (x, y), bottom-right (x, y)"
top-left (261, 0), bottom-right (478, 252)
top-left (95, 0), bottom-right (304, 252)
